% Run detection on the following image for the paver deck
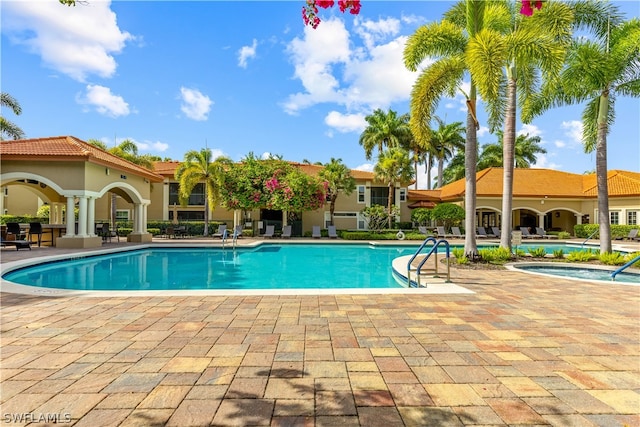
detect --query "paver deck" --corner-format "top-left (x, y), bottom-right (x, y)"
top-left (1, 238), bottom-right (639, 426)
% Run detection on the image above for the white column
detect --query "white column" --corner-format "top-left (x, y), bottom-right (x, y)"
top-left (282, 210), bottom-right (288, 227)
top-left (77, 196), bottom-right (88, 237)
top-left (575, 213), bottom-right (583, 225)
top-left (142, 203), bottom-right (148, 233)
top-left (538, 213), bottom-right (545, 229)
top-left (65, 197), bottom-right (75, 237)
top-left (133, 203), bottom-right (143, 233)
top-left (87, 197), bottom-right (96, 236)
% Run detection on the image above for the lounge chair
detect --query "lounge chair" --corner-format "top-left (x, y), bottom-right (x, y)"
top-left (491, 227), bottom-right (502, 238)
top-left (418, 226), bottom-right (429, 235)
top-left (232, 225), bottom-right (243, 239)
top-left (535, 227), bottom-right (557, 239)
top-left (312, 226), bottom-right (321, 238)
top-left (29, 222), bottom-right (45, 247)
top-left (451, 226), bottom-right (465, 238)
top-left (281, 225), bottom-right (292, 238)
top-left (0, 238), bottom-right (31, 250)
top-left (436, 226), bottom-right (449, 238)
top-left (476, 226), bottom-right (491, 238)
top-left (212, 224), bottom-right (227, 239)
top-left (328, 225), bottom-right (338, 239)
top-left (520, 227), bottom-right (535, 239)
top-left (264, 225), bottom-right (275, 238)
top-left (615, 229), bottom-right (638, 241)
top-left (6, 222), bottom-right (26, 241)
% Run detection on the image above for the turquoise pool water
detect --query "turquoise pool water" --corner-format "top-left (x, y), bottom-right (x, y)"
top-left (2, 244), bottom-right (421, 291)
top-left (512, 264), bottom-right (640, 284)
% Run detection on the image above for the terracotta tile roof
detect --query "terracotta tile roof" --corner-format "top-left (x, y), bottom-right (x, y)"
top-left (1, 136), bottom-right (164, 182)
top-left (412, 167), bottom-right (640, 202)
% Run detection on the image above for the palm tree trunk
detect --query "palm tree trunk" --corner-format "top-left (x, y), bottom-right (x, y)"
top-left (500, 74), bottom-right (517, 250)
top-left (426, 153), bottom-right (433, 190)
top-left (596, 93), bottom-right (611, 253)
top-left (464, 97), bottom-right (478, 258)
top-left (437, 158), bottom-right (444, 188)
top-left (111, 193), bottom-right (117, 231)
top-left (203, 184), bottom-right (209, 236)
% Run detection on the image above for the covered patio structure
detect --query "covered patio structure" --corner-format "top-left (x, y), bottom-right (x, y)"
top-left (0, 136), bottom-right (163, 248)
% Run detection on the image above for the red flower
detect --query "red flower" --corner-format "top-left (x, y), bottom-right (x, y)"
top-left (303, 0), bottom-right (361, 28)
top-left (520, 0), bottom-right (543, 16)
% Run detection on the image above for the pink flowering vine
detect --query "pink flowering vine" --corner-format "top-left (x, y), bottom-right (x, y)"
top-left (302, 0), bottom-right (361, 29)
top-left (520, 0), bottom-right (543, 16)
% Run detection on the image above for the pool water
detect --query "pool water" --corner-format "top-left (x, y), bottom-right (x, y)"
top-left (513, 264), bottom-right (640, 284)
top-left (3, 244), bottom-right (421, 291)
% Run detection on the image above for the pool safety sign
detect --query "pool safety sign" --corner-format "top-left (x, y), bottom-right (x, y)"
top-left (512, 230), bottom-right (522, 246)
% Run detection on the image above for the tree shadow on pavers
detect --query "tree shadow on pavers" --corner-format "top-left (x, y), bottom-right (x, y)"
top-left (0, 292), bottom-right (63, 308)
top-left (401, 407), bottom-right (479, 426)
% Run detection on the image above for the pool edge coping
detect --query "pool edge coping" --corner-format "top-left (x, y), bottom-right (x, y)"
top-left (505, 261), bottom-right (640, 286)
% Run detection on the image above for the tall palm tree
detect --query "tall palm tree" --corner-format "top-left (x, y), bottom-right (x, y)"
top-left (398, 129), bottom-right (430, 190)
top-left (468, 1), bottom-right (572, 249)
top-left (373, 147), bottom-right (414, 228)
top-left (430, 117), bottom-right (465, 188)
top-left (478, 132), bottom-right (546, 170)
top-left (404, 0), bottom-right (492, 258)
top-left (1, 92), bottom-right (25, 141)
top-left (527, 10), bottom-right (639, 253)
top-left (175, 149), bottom-right (231, 236)
top-left (318, 158), bottom-right (356, 225)
top-left (359, 108), bottom-right (411, 160)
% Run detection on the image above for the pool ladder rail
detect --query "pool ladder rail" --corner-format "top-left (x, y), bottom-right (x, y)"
top-left (406, 237), bottom-right (452, 288)
top-left (610, 254), bottom-right (640, 281)
top-left (221, 228), bottom-right (239, 250)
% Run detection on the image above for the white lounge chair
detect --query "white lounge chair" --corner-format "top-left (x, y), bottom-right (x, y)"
top-left (491, 227), bottom-right (502, 238)
top-left (436, 226), bottom-right (449, 238)
top-left (281, 225), bottom-right (292, 238)
top-left (328, 225), bottom-right (338, 239)
top-left (520, 227), bottom-right (536, 239)
top-left (312, 226), bottom-right (321, 238)
top-left (264, 225), bottom-right (275, 238)
top-left (476, 226), bottom-right (492, 238)
top-left (451, 226), bottom-right (465, 238)
top-left (535, 227), bottom-right (557, 239)
top-left (212, 224), bottom-right (227, 238)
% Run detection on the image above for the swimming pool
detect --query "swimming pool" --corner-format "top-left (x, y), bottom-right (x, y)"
top-left (507, 262), bottom-right (640, 285)
top-left (2, 244), bottom-right (422, 291)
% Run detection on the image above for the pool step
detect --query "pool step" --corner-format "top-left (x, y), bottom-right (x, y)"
top-left (392, 254), bottom-right (453, 288)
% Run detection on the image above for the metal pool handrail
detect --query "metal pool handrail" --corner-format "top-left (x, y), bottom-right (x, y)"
top-left (581, 229), bottom-right (599, 248)
top-left (406, 237), bottom-right (451, 287)
top-left (611, 254), bottom-right (640, 281)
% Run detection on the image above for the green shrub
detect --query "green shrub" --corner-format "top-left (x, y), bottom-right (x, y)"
top-left (557, 231), bottom-right (571, 239)
top-left (624, 252), bottom-right (640, 266)
top-left (456, 255), bottom-right (469, 264)
top-left (147, 228), bottom-right (161, 236)
top-left (552, 249), bottom-right (565, 259)
top-left (452, 247), bottom-right (465, 259)
top-left (479, 247), bottom-right (512, 263)
top-left (566, 250), bottom-right (598, 262)
top-left (599, 252), bottom-right (626, 266)
top-left (514, 249), bottom-right (526, 257)
top-left (528, 247), bottom-right (547, 258)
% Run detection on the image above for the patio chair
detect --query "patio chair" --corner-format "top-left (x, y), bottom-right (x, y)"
top-left (535, 227), bottom-right (557, 239)
top-left (174, 225), bottom-right (188, 238)
top-left (476, 226), bottom-right (491, 238)
top-left (436, 226), bottom-right (449, 238)
top-left (451, 226), bottom-right (465, 238)
top-left (281, 225), bottom-right (292, 238)
top-left (0, 237), bottom-right (31, 250)
top-left (212, 224), bottom-right (227, 239)
top-left (418, 226), bottom-right (429, 235)
top-left (165, 226), bottom-right (176, 239)
top-left (520, 227), bottom-right (536, 239)
top-left (232, 225), bottom-right (243, 239)
top-left (328, 225), bottom-right (338, 239)
top-left (99, 223), bottom-right (120, 243)
top-left (28, 222), bottom-right (45, 247)
top-left (615, 229), bottom-right (638, 240)
top-left (6, 222), bottom-right (26, 241)
top-left (491, 227), bottom-right (502, 238)
top-left (312, 225), bottom-right (322, 238)
top-left (264, 225), bottom-right (275, 238)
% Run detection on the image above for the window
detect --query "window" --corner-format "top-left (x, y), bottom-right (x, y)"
top-left (357, 185), bottom-right (365, 203)
top-left (115, 210), bottom-right (129, 221)
top-left (370, 187), bottom-right (388, 207)
top-left (399, 188), bottom-right (406, 202)
top-left (169, 182), bottom-right (205, 205)
top-left (628, 211), bottom-right (638, 225)
top-left (610, 211), bottom-right (620, 225)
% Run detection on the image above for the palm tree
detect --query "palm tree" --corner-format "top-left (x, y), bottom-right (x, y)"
top-left (318, 158), bottom-right (356, 226)
top-left (430, 117), bottom-right (465, 188)
top-left (527, 10), bottom-right (639, 253)
top-left (468, 1), bottom-right (571, 249)
top-left (1, 92), bottom-right (25, 140)
top-left (399, 129), bottom-right (430, 190)
top-left (175, 149), bottom-right (231, 236)
top-left (441, 151), bottom-right (466, 186)
top-left (373, 148), bottom-right (414, 228)
top-left (404, 0), bottom-right (491, 258)
top-left (478, 132), bottom-right (546, 170)
top-left (359, 108), bottom-right (411, 160)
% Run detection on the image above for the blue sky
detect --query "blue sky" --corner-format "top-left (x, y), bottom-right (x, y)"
top-left (2, 0), bottom-right (638, 189)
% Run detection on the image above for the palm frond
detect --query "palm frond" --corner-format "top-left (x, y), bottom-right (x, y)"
top-left (467, 28), bottom-right (506, 105)
top-left (404, 21), bottom-right (467, 71)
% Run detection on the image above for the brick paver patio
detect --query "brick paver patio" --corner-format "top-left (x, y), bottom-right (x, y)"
top-left (1, 240), bottom-right (639, 426)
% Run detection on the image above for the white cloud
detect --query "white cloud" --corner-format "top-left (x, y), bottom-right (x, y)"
top-left (179, 87), bottom-right (212, 121)
top-left (518, 123), bottom-right (542, 137)
top-left (283, 17), bottom-right (426, 116)
top-left (261, 152), bottom-right (272, 160)
top-left (477, 125), bottom-right (490, 138)
top-left (354, 163), bottom-right (374, 172)
top-left (135, 140), bottom-right (170, 153)
top-left (78, 84), bottom-right (130, 117)
top-left (209, 148), bottom-right (226, 160)
top-left (531, 153), bottom-right (561, 170)
top-left (238, 39), bottom-right (258, 68)
top-left (554, 139), bottom-right (566, 148)
top-left (561, 120), bottom-right (584, 145)
top-left (2, 1), bottom-right (132, 81)
top-left (324, 111), bottom-right (367, 133)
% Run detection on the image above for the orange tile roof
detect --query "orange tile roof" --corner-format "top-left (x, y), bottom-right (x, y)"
top-left (1, 136), bottom-right (164, 182)
top-left (417, 167), bottom-right (640, 201)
